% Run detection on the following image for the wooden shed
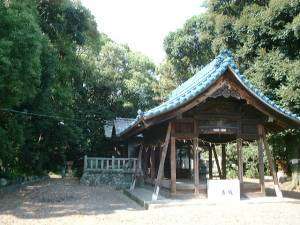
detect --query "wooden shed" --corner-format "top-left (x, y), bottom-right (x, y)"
top-left (118, 50), bottom-right (300, 199)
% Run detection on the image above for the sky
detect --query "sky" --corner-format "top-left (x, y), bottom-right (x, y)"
top-left (81, 0), bottom-right (207, 64)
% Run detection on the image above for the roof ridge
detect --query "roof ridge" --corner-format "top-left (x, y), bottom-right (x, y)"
top-left (167, 49), bottom-right (233, 100)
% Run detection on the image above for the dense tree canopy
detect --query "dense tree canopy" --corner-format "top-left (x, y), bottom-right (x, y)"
top-left (0, 0), bottom-right (157, 178)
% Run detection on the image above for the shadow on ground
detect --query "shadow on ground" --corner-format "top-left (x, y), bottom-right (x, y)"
top-left (0, 178), bottom-right (142, 219)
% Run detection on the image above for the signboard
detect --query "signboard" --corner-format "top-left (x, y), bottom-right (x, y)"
top-left (207, 179), bottom-right (240, 201)
top-left (290, 159), bottom-right (300, 165)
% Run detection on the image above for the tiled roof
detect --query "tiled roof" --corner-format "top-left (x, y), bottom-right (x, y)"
top-left (114, 117), bottom-right (136, 136)
top-left (104, 121), bottom-right (113, 138)
top-left (119, 50), bottom-right (300, 137)
top-left (104, 118), bottom-right (136, 138)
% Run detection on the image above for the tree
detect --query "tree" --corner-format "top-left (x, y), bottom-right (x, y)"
top-left (164, 14), bottom-right (215, 81)
top-left (98, 41), bottom-right (157, 117)
top-left (0, 0), bottom-right (43, 176)
top-left (154, 60), bottom-right (179, 101)
top-left (0, 0), bottom-right (158, 178)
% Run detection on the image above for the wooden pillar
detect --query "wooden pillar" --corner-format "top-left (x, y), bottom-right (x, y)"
top-left (152, 123), bottom-right (172, 201)
top-left (159, 145), bottom-right (165, 179)
top-left (193, 138), bottom-right (200, 194)
top-left (138, 148), bottom-right (142, 173)
top-left (221, 144), bottom-right (226, 179)
top-left (170, 136), bottom-right (176, 194)
top-left (261, 127), bottom-right (283, 197)
top-left (150, 147), bottom-right (156, 181)
top-left (209, 146), bottom-right (213, 179)
top-left (257, 124), bottom-right (266, 195)
top-left (212, 145), bottom-right (222, 179)
top-left (237, 138), bottom-right (243, 190)
top-left (130, 145), bottom-right (143, 191)
top-left (146, 148), bottom-right (151, 177)
top-left (188, 152), bottom-right (191, 173)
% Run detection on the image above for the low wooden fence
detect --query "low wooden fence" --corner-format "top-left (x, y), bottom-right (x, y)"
top-left (84, 156), bottom-right (138, 172)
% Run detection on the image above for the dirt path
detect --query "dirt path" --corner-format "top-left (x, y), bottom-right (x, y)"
top-left (1, 178), bottom-right (300, 225)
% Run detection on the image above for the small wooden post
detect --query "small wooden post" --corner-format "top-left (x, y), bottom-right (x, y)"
top-left (237, 138), bottom-right (243, 190)
top-left (209, 147), bottom-right (213, 179)
top-left (95, 159), bottom-right (98, 170)
top-left (138, 148), bottom-right (142, 172)
top-left (212, 145), bottom-right (222, 179)
top-left (221, 144), bottom-right (226, 179)
top-left (150, 147), bottom-right (156, 180)
top-left (257, 124), bottom-right (266, 195)
top-left (130, 145), bottom-right (143, 191)
top-left (188, 153), bottom-right (191, 173)
top-left (193, 138), bottom-right (199, 195)
top-left (117, 159), bottom-right (120, 170)
top-left (152, 123), bottom-right (172, 201)
top-left (106, 159), bottom-right (110, 170)
top-left (133, 159), bottom-right (136, 171)
top-left (261, 128), bottom-right (283, 197)
top-left (84, 155), bottom-right (87, 171)
top-left (170, 136), bottom-right (176, 194)
top-left (112, 156), bottom-right (115, 170)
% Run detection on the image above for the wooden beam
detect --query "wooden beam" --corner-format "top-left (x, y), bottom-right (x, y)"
top-left (138, 146), bottom-right (142, 172)
top-left (152, 123), bottom-right (172, 201)
top-left (257, 124), bottom-right (266, 195)
top-left (209, 147), bottom-right (213, 179)
top-left (146, 147), bottom-right (151, 177)
top-left (212, 145), bottom-right (222, 179)
top-left (261, 126), bottom-right (282, 197)
top-left (221, 144), bottom-right (226, 179)
top-left (237, 138), bottom-right (243, 190)
top-left (159, 145), bottom-right (164, 179)
top-left (264, 144), bottom-right (283, 198)
top-left (130, 145), bottom-right (143, 191)
top-left (193, 138), bottom-right (200, 194)
top-left (170, 136), bottom-right (176, 194)
top-left (150, 147), bottom-right (156, 180)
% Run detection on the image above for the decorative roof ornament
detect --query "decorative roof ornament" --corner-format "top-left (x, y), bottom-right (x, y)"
top-left (137, 109), bottom-right (144, 118)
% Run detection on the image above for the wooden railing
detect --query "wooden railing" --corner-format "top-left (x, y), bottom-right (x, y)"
top-left (84, 156), bottom-right (138, 172)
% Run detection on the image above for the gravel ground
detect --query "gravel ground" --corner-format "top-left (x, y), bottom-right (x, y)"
top-left (1, 178), bottom-right (300, 225)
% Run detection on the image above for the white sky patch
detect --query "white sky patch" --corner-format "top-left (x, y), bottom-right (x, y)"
top-left (81, 0), bottom-right (207, 64)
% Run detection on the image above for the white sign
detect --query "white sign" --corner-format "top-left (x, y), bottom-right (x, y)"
top-left (207, 179), bottom-right (240, 201)
top-left (290, 159), bottom-right (300, 165)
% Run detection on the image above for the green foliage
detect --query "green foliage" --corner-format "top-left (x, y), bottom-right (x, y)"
top-left (0, 0), bottom-right (157, 178)
top-left (0, 0), bottom-right (42, 108)
top-left (154, 60), bottom-right (179, 101)
top-left (98, 41), bottom-right (157, 117)
top-left (164, 14), bottom-right (215, 81)
top-left (222, 144), bottom-right (238, 178)
top-left (224, 143), bottom-right (269, 179)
